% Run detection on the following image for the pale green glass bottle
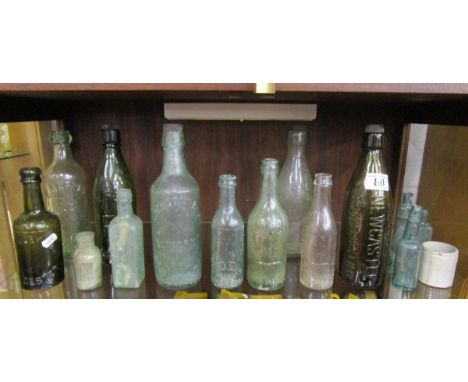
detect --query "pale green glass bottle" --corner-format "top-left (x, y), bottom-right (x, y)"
top-left (150, 123), bottom-right (202, 290)
top-left (211, 175), bottom-right (244, 289)
top-left (392, 205), bottom-right (423, 291)
top-left (73, 231), bottom-right (102, 291)
top-left (247, 159), bottom-right (288, 291)
top-left (43, 130), bottom-right (90, 259)
top-left (109, 188), bottom-right (145, 288)
top-left (418, 208), bottom-right (433, 244)
top-left (278, 129), bottom-right (313, 258)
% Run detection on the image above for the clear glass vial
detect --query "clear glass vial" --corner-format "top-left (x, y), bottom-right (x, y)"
top-left (211, 175), bottom-right (244, 289)
top-left (278, 129), bottom-right (313, 257)
top-left (300, 173), bottom-right (337, 290)
top-left (247, 158), bottom-right (288, 291)
top-left (73, 231), bottom-right (102, 291)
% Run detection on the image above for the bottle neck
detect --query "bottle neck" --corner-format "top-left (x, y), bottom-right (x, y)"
top-left (162, 146), bottom-right (187, 175)
top-left (259, 169), bottom-right (278, 202)
top-left (219, 186), bottom-right (236, 211)
top-left (52, 144), bottom-right (73, 162)
top-left (312, 183), bottom-right (331, 209)
top-left (286, 142), bottom-right (306, 161)
top-left (117, 200), bottom-right (133, 216)
top-left (404, 221), bottom-right (420, 241)
top-left (23, 182), bottom-right (45, 212)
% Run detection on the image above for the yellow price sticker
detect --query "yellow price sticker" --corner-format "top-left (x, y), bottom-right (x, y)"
top-left (250, 294), bottom-right (283, 299)
top-left (174, 291), bottom-right (208, 299)
top-left (218, 289), bottom-right (248, 299)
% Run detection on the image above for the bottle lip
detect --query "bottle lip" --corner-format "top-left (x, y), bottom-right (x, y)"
top-left (101, 125), bottom-right (121, 144)
top-left (219, 174), bottom-right (237, 187)
top-left (287, 129), bottom-right (307, 144)
top-left (314, 172), bottom-right (333, 186)
top-left (76, 231), bottom-right (95, 244)
top-left (408, 205), bottom-right (423, 223)
top-left (162, 123), bottom-right (185, 148)
top-left (365, 124), bottom-right (385, 134)
top-left (261, 158), bottom-right (279, 173)
top-left (117, 188), bottom-right (133, 203)
top-left (49, 130), bottom-right (72, 145)
top-left (19, 167), bottom-right (42, 183)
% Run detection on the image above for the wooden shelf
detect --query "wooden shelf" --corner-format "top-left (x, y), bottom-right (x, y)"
top-left (0, 152), bottom-right (30, 161)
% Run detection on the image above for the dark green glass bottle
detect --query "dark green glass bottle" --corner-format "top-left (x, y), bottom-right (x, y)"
top-left (93, 126), bottom-right (135, 263)
top-left (339, 125), bottom-right (392, 290)
top-left (13, 167), bottom-right (65, 292)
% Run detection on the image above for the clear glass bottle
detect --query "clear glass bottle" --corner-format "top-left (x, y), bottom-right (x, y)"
top-left (109, 188), bottom-right (145, 288)
top-left (278, 129), bottom-right (313, 257)
top-left (418, 208), bottom-right (433, 244)
top-left (300, 173), bottom-right (337, 290)
top-left (247, 158), bottom-right (288, 291)
top-left (93, 126), bottom-right (135, 263)
top-left (150, 123), bottom-right (202, 290)
top-left (392, 205), bottom-right (423, 291)
top-left (73, 231), bottom-right (102, 291)
top-left (13, 167), bottom-right (65, 298)
top-left (339, 124), bottom-right (392, 290)
top-left (211, 174), bottom-right (244, 289)
top-left (44, 129), bottom-right (90, 260)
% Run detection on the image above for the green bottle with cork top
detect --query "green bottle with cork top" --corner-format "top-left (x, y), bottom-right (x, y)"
top-left (13, 167), bottom-right (65, 293)
top-left (339, 124), bottom-right (392, 291)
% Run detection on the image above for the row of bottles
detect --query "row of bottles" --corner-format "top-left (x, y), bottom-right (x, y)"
top-left (12, 121), bottom-right (396, 297)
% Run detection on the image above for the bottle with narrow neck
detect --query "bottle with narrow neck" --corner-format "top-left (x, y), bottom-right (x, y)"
top-left (418, 208), bottom-right (433, 244)
top-left (109, 188), bottom-right (145, 288)
top-left (339, 124), bottom-right (392, 290)
top-left (13, 167), bottom-right (65, 297)
top-left (150, 123), bottom-right (202, 290)
top-left (44, 129), bottom-right (90, 259)
top-left (93, 126), bottom-right (135, 263)
top-left (211, 175), bottom-right (244, 289)
top-left (247, 158), bottom-right (289, 291)
top-left (391, 206), bottom-right (423, 292)
top-left (73, 231), bottom-right (102, 291)
top-left (300, 173), bottom-right (337, 290)
top-left (278, 129), bottom-right (313, 257)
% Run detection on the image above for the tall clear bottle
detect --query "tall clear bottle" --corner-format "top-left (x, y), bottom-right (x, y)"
top-left (109, 188), bottom-right (145, 288)
top-left (300, 173), bottom-right (337, 290)
top-left (339, 125), bottom-right (392, 290)
top-left (392, 206), bottom-right (423, 292)
top-left (418, 208), bottom-right (433, 244)
top-left (211, 175), bottom-right (244, 289)
top-left (278, 129), bottom-right (313, 257)
top-left (93, 126), bottom-right (135, 263)
top-left (13, 167), bottom-right (65, 298)
top-left (44, 129), bottom-right (90, 259)
top-left (247, 159), bottom-right (288, 291)
top-left (150, 123), bottom-right (201, 290)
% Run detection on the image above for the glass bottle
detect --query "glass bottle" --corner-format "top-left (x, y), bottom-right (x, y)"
top-left (93, 126), bottom-right (135, 263)
top-left (13, 167), bottom-right (65, 298)
top-left (300, 173), bottom-right (337, 290)
top-left (44, 129), bottom-right (90, 260)
top-left (418, 208), bottom-right (433, 244)
top-left (392, 205), bottom-right (423, 291)
top-left (384, 192), bottom-right (413, 297)
top-left (339, 124), bottom-right (392, 290)
top-left (278, 129), bottom-right (313, 257)
top-left (247, 158), bottom-right (288, 291)
top-left (72, 231), bottom-right (102, 291)
top-left (109, 188), bottom-right (145, 288)
top-left (211, 174), bottom-right (244, 289)
top-left (150, 123), bottom-right (202, 290)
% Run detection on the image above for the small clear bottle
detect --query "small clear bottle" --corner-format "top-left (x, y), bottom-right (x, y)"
top-left (73, 231), bottom-right (102, 291)
top-left (392, 205), bottom-right (423, 291)
top-left (278, 129), bottom-right (313, 257)
top-left (300, 173), bottom-right (337, 290)
top-left (211, 175), bottom-right (244, 289)
top-left (150, 123), bottom-right (202, 290)
top-left (109, 188), bottom-right (145, 288)
top-left (247, 159), bottom-right (288, 291)
top-left (418, 208), bottom-right (433, 244)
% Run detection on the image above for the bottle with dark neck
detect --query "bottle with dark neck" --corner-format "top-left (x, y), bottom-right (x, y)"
top-left (392, 206), bottom-right (423, 292)
top-left (339, 124), bottom-right (392, 290)
top-left (150, 123), bottom-right (201, 290)
top-left (211, 174), bottom-right (244, 289)
top-left (93, 126), bottom-right (135, 263)
top-left (278, 129), bottom-right (313, 258)
top-left (44, 129), bottom-right (90, 259)
top-left (247, 158), bottom-right (289, 291)
top-left (13, 167), bottom-right (65, 298)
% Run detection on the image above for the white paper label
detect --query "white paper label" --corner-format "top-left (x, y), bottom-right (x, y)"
top-left (364, 173), bottom-right (389, 191)
top-left (41, 233), bottom-right (58, 248)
